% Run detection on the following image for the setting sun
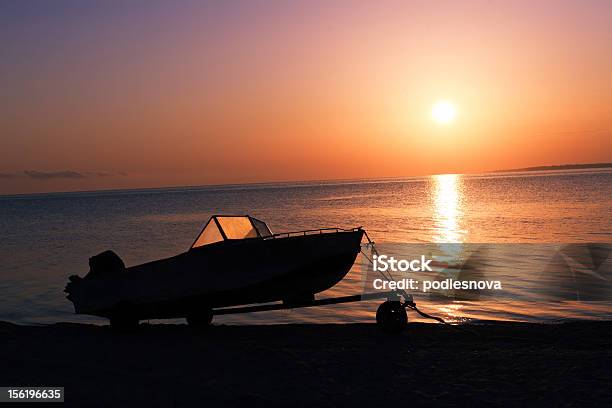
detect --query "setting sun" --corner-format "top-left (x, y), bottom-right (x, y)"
top-left (431, 101), bottom-right (457, 125)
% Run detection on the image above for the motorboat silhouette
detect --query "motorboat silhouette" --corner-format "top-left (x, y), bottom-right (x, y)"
top-left (65, 215), bottom-right (365, 329)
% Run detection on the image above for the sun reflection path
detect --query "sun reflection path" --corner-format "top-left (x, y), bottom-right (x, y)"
top-left (432, 174), bottom-right (466, 243)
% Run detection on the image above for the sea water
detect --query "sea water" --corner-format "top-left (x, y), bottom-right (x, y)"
top-left (1, 169), bottom-right (610, 325)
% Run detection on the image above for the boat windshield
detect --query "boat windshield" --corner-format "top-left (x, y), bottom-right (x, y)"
top-left (191, 216), bottom-right (273, 249)
top-left (217, 216), bottom-right (259, 240)
top-left (191, 219), bottom-right (224, 248)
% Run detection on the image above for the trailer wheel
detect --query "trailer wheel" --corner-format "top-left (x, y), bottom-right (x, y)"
top-left (376, 301), bottom-right (407, 333)
top-left (186, 307), bottom-right (213, 328)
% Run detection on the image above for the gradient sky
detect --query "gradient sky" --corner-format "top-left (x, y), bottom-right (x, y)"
top-left (1, 0), bottom-right (611, 194)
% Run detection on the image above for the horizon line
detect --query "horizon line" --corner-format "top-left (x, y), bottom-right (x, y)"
top-left (1, 161), bottom-right (610, 199)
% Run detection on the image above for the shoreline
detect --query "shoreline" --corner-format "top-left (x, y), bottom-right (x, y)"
top-left (2, 320), bottom-right (610, 406)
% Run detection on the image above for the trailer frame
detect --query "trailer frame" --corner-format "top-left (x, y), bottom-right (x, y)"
top-left (212, 290), bottom-right (401, 316)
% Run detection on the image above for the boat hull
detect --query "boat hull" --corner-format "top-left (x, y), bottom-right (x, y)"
top-left (66, 229), bottom-right (364, 319)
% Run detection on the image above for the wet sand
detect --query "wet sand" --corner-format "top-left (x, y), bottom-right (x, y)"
top-left (1, 321), bottom-right (611, 406)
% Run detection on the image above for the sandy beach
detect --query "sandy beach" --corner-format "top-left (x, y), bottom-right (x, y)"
top-left (1, 320), bottom-right (610, 406)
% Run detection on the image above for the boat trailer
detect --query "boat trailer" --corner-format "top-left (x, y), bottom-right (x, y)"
top-left (211, 290), bottom-right (410, 333)
top-left (210, 287), bottom-right (446, 333)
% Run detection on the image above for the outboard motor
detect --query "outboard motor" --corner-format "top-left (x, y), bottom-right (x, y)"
top-left (86, 250), bottom-right (126, 279)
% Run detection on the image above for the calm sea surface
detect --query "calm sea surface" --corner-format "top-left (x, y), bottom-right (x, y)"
top-left (1, 169), bottom-right (611, 325)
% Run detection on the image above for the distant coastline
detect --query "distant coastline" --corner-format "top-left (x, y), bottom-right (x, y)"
top-left (493, 162), bottom-right (612, 173)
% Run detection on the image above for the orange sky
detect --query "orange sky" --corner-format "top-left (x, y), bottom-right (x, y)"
top-left (1, 0), bottom-right (611, 194)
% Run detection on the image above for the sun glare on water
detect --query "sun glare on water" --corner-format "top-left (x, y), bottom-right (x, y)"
top-left (431, 100), bottom-right (457, 125)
